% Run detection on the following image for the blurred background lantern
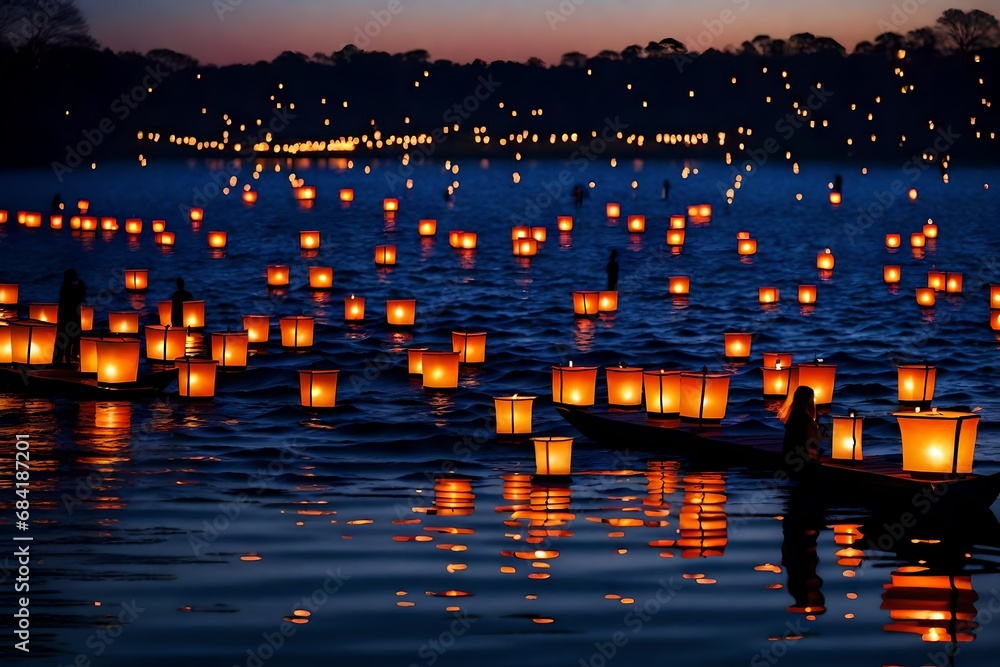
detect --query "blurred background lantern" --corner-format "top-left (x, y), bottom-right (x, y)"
top-left (375, 245), bottom-right (397, 265)
top-left (831, 413), bottom-right (863, 461)
top-left (922, 220), bottom-right (938, 239)
top-left (606, 365), bottom-right (643, 408)
top-left (383, 198), bottom-right (399, 212)
top-left (339, 188), bottom-right (354, 203)
top-left (386, 299), bottom-right (416, 326)
top-left (738, 238), bottom-right (757, 255)
top-left (798, 285), bottom-right (817, 305)
top-left (513, 238), bottom-right (538, 257)
top-left (458, 232), bottom-right (477, 249)
top-left (175, 357), bottom-right (218, 398)
top-left (667, 228), bottom-right (686, 246)
top-left (495, 395), bottom-right (535, 436)
top-left (344, 295), bottom-right (365, 321)
top-left (208, 231), bottom-right (227, 248)
top-left (829, 191), bottom-right (842, 205)
top-left (299, 369), bottom-right (339, 408)
top-left (294, 185), bottom-right (316, 201)
top-left (895, 410), bottom-right (980, 475)
top-left (189, 208), bottom-right (203, 222)
top-left (95, 338), bottom-right (140, 384)
top-left (211, 331), bottom-right (249, 368)
top-left (627, 215), bottom-right (645, 233)
top-left (926, 269), bottom-right (945, 291)
top-left (309, 267), bottom-right (333, 290)
top-left (531, 227), bottom-right (547, 243)
top-left (511, 226), bottom-right (530, 240)
top-left (885, 233), bottom-right (901, 249)
top-left (910, 232), bottom-right (926, 248)
top-left (151, 220), bottom-right (166, 233)
top-left (551, 364), bottom-right (598, 407)
top-left (125, 219), bottom-right (142, 234)
top-left (688, 204), bottom-right (712, 223)
top-left (157, 231), bottom-right (175, 246)
top-left (452, 331), bottom-right (487, 364)
top-left (669, 276), bottom-right (690, 296)
top-left (533, 436), bottom-right (573, 476)
top-left (946, 272), bottom-right (963, 294)
top-left (300, 231), bottom-right (320, 250)
top-left (758, 287), bottom-right (779, 304)
top-left (916, 288), bottom-right (936, 307)
top-left (242, 190), bottom-right (258, 204)
top-left (643, 369), bottom-right (681, 417)
top-left (598, 291), bottom-right (618, 312)
top-left (606, 202), bottom-right (621, 218)
top-left (557, 216), bottom-right (574, 231)
top-left (680, 369), bottom-right (730, 422)
top-left (670, 215), bottom-right (686, 229)
top-left (816, 248), bottom-right (835, 270)
top-left (279, 315), bottom-right (314, 348)
top-left (884, 265), bottom-right (901, 284)
top-left (418, 219), bottom-right (437, 236)
top-left (124, 269), bottom-right (148, 292)
top-left (421, 351), bottom-right (460, 390)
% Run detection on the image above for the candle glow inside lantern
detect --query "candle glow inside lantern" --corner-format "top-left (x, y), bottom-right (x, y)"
top-left (241, 315), bottom-right (270, 344)
top-left (211, 331), bottom-right (249, 368)
top-left (189, 208), bottom-right (203, 222)
top-left (144, 325), bottom-right (187, 362)
top-left (383, 198), bottom-right (399, 212)
top-left (299, 369), bottom-right (339, 408)
top-left (124, 269), bottom-right (148, 291)
top-left (829, 191), bottom-right (842, 206)
top-left (627, 215), bottom-right (646, 233)
top-left (9, 320), bottom-right (57, 364)
top-left (300, 231), bottom-right (320, 249)
top-left (208, 231), bottom-right (227, 248)
top-left (606, 366), bottom-right (644, 408)
top-left (495, 395), bottom-right (535, 436)
top-left (886, 233), bottom-right (901, 249)
top-left (29, 303), bottom-right (58, 323)
top-left (916, 287), bottom-right (936, 307)
top-left (533, 436), bottom-right (573, 476)
top-left (598, 291), bottom-right (618, 312)
top-left (242, 190), bottom-right (258, 204)
top-left (795, 362), bottom-right (837, 406)
top-left (551, 364), bottom-right (598, 407)
top-left (339, 188), bottom-right (354, 202)
top-left (157, 231), bottom-right (175, 246)
top-left (761, 365), bottom-right (792, 398)
top-left (344, 295), bottom-right (365, 321)
top-left (79, 216), bottom-right (97, 231)
top-left (911, 232), bottom-right (926, 248)
top-left (458, 232), bottom-right (478, 249)
top-left (606, 202), bottom-right (621, 218)
top-left (375, 245), bottom-right (397, 265)
top-left (816, 248), bottom-right (835, 270)
top-left (124, 218), bottom-right (142, 234)
top-left (386, 299), bottom-right (416, 326)
top-left (831, 413), bottom-right (863, 461)
top-left (513, 238), bottom-right (538, 256)
top-left (762, 353), bottom-right (793, 368)
top-left (991, 284), bottom-right (1000, 308)
top-left (309, 266), bottom-right (333, 290)
top-left (101, 217), bottom-right (118, 232)
top-left (182, 301), bottom-right (205, 328)
top-left (421, 351), bottom-right (460, 390)
top-left (798, 285), bottom-right (817, 305)
top-left (452, 331), bottom-right (487, 364)
top-left (448, 230), bottom-right (464, 248)
top-left (511, 226), bottom-right (530, 240)
top-left (151, 220), bottom-right (166, 233)
top-left (927, 270), bottom-right (945, 291)
top-left (418, 219), bottom-right (437, 236)
top-left (80, 305), bottom-right (94, 331)
top-left (643, 370), bottom-right (681, 417)
top-left (572, 291), bottom-right (600, 317)
top-left (295, 185), bottom-right (316, 201)
top-left (884, 265), bottom-right (901, 284)
top-left (267, 265), bottom-right (290, 287)
top-left (407, 348), bottom-right (427, 375)
top-left (95, 338), bottom-right (140, 384)
top-left (688, 204), bottom-right (712, 223)
top-left (108, 311), bottom-right (140, 334)
top-left (280, 316), bottom-right (314, 348)
top-left (175, 357), bottom-right (218, 398)
top-left (895, 410), bottom-right (980, 475)
top-left (738, 238), bottom-right (757, 255)
top-left (0, 325), bottom-right (10, 364)
top-left (49, 215), bottom-right (63, 229)
top-left (724, 332), bottom-right (752, 361)
top-left (670, 215), bottom-right (686, 229)
top-left (667, 229), bottom-right (686, 246)
top-left (680, 370), bottom-right (730, 422)
top-left (946, 272), bottom-right (963, 294)
top-left (897, 364), bottom-right (936, 405)
top-left (557, 216), bottom-right (574, 232)
top-left (758, 287), bottom-right (779, 304)
top-left (669, 276), bottom-right (690, 296)
top-left (531, 227), bottom-right (547, 243)
top-left (0, 283), bottom-right (18, 305)
top-left (79, 336), bottom-right (103, 373)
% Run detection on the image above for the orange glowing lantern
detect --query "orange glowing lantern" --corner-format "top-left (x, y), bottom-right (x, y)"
top-left (151, 220), bottom-right (166, 233)
top-left (211, 331), bottom-right (249, 368)
top-left (910, 232), bottom-right (926, 248)
top-left (189, 208), bottom-right (204, 222)
top-left (945, 272), bottom-right (963, 294)
top-left (511, 226), bottom-right (530, 240)
top-left (495, 395), bottom-right (535, 436)
top-left (207, 231), bottom-right (227, 248)
top-left (175, 357), bottom-right (218, 398)
top-left (386, 299), bottom-right (416, 326)
top-left (182, 301), bottom-right (205, 328)
top-left (448, 230), bottom-right (464, 248)
top-left (557, 216), bottom-right (574, 232)
top-left (606, 202), bottom-right (621, 218)
top-left (9, 320), bottom-right (57, 364)
top-left (908, 187), bottom-right (918, 201)
top-left (299, 231), bottom-right (320, 250)
top-left (916, 288), bottom-right (936, 307)
top-left (669, 276), bottom-right (690, 296)
top-left (452, 331), bottom-right (487, 364)
top-left (383, 198), bottom-right (399, 212)
top-left (280, 316), bottom-right (314, 349)
top-left (627, 215), bottom-right (646, 233)
top-left (295, 185), bottom-right (316, 201)
top-left (991, 310), bottom-right (1000, 331)
top-left (895, 410), bottom-right (980, 474)
top-left (816, 248), bottom-right (835, 270)
top-left (724, 332), bottom-right (752, 361)
top-left (458, 232), bottom-right (477, 249)
top-left (926, 270), bottom-right (945, 291)
top-left (513, 238), bottom-right (538, 256)
top-left (267, 265), bottom-right (290, 287)
top-left (242, 315), bottom-right (270, 343)
top-left (881, 567), bottom-right (978, 643)
top-left (100, 217), bottom-right (117, 232)
top-left (108, 311), bottom-right (140, 334)
top-left (761, 364), bottom-right (792, 399)
top-left (0, 210), bottom-right (6, 223)
top-left (78, 336), bottom-right (106, 373)
top-left (242, 190), bottom-right (258, 204)
top-left (884, 265), bottom-right (901, 284)
top-left (29, 303), bottom-right (58, 323)
top-left (829, 191), bottom-right (842, 206)
top-left (144, 325), bottom-right (187, 362)
top-left (77, 199), bottom-right (89, 213)
top-left (344, 295), bottom-right (365, 321)
top-left (79, 216), bottom-right (97, 232)
top-left (299, 369), bottom-right (339, 408)
top-left (992, 285), bottom-right (1000, 309)
top-left (533, 436), bottom-right (573, 476)
top-left (339, 188), bottom-right (354, 203)
top-left (79, 305), bottom-right (94, 331)
top-left (798, 285), bottom-right (817, 305)
top-left (606, 366), bottom-right (643, 408)
top-left (598, 291), bottom-right (618, 312)
top-left (643, 370), bottom-right (681, 417)
top-left (22, 212), bottom-right (42, 228)
top-left (375, 245), bottom-right (397, 265)
top-left (688, 204), bottom-right (712, 223)
top-left (738, 238), bottom-right (757, 255)
top-left (50, 215), bottom-right (63, 229)
top-left (407, 347), bottom-right (427, 375)
top-left (418, 219), bottom-right (437, 236)
top-left (157, 231), bottom-right (175, 246)
top-left (572, 291), bottom-right (600, 317)
top-left (667, 229), bottom-right (686, 246)
top-left (309, 266), bottom-right (333, 290)
top-left (531, 227), bottom-right (547, 243)
top-left (795, 362), bottom-right (837, 406)
top-left (0, 284), bottom-right (18, 305)
top-left (157, 301), bottom-right (172, 326)
top-left (763, 353), bottom-right (793, 368)
top-left (831, 413), bottom-right (863, 461)
top-left (886, 233), bottom-right (901, 249)
top-left (421, 351), bottom-right (460, 390)
top-left (922, 221), bottom-right (938, 239)
top-left (897, 364), bottom-right (936, 405)
top-left (95, 338), bottom-right (140, 384)
top-left (758, 287), bottom-right (779, 304)
top-left (0, 324), bottom-right (11, 363)
top-left (670, 215), bottom-right (686, 229)
top-left (680, 369), bottom-right (730, 422)
top-left (124, 269), bottom-right (148, 291)
top-left (552, 364), bottom-right (598, 406)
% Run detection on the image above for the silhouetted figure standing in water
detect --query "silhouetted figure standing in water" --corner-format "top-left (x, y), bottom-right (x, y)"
top-left (56, 269), bottom-right (86, 364)
top-left (572, 184), bottom-right (586, 206)
top-left (606, 250), bottom-right (619, 291)
top-left (832, 174), bottom-right (843, 194)
top-left (171, 278), bottom-right (193, 328)
top-left (51, 193), bottom-right (63, 213)
top-left (662, 179), bottom-right (671, 201)
top-left (779, 385), bottom-right (821, 468)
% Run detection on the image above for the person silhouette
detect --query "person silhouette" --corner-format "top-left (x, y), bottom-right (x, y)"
top-left (662, 179), bottom-right (671, 201)
top-left (572, 184), bottom-right (586, 206)
top-left (606, 250), bottom-right (620, 291)
top-left (171, 278), bottom-right (193, 328)
top-left (779, 385), bottom-right (820, 469)
top-left (56, 268), bottom-right (86, 364)
top-left (832, 174), bottom-right (843, 194)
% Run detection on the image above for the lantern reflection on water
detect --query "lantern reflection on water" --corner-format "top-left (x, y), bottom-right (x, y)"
top-left (676, 474), bottom-right (727, 557)
top-left (299, 369), bottom-right (339, 408)
top-left (95, 338), bottom-right (140, 384)
top-left (175, 357), bottom-right (218, 398)
top-left (421, 351), bottom-right (460, 390)
top-left (643, 370), bottom-right (681, 417)
top-left (895, 410), bottom-right (980, 475)
top-left (280, 316), bottom-right (314, 349)
top-left (831, 413), bottom-right (863, 460)
top-left (532, 436), bottom-right (573, 476)
top-left (680, 370), bottom-right (730, 422)
top-left (552, 364), bottom-right (598, 407)
top-left (606, 366), bottom-right (643, 408)
top-left (432, 477), bottom-right (475, 516)
top-left (881, 567), bottom-right (978, 643)
top-left (211, 331), bottom-right (249, 368)
top-left (494, 395), bottom-right (535, 436)
top-left (144, 325), bottom-right (186, 362)
top-left (452, 331), bottom-right (486, 364)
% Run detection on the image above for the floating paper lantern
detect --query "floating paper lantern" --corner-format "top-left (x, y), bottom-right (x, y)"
top-left (124, 269), bottom-right (148, 291)
top-left (182, 301), bottom-right (205, 328)
top-left (606, 202), bottom-right (621, 218)
top-left (896, 410), bottom-right (980, 474)
top-left (189, 208), bottom-right (204, 222)
top-left (552, 364), bottom-right (598, 407)
top-left (28, 303), bottom-right (58, 323)
top-left (916, 288), bottom-right (936, 307)
top-left (157, 231), bottom-right (175, 246)
top-left (910, 232), bottom-right (926, 248)
top-left (69, 216), bottom-right (82, 230)
top-left (407, 347), bottom-right (427, 375)
top-left (22, 212), bottom-right (42, 228)
top-left (151, 220), bottom-right (166, 233)
top-left (208, 231), bottom-right (227, 248)
top-left (77, 199), bottom-right (89, 213)
top-left (448, 230), bottom-right (464, 248)
top-left (242, 315), bottom-right (270, 343)
top-left (280, 316), bottom-right (314, 348)
top-left (897, 364), bottom-right (936, 405)
top-left (991, 284), bottom-right (1000, 309)
top-left (457, 232), bottom-right (477, 249)
top-left (884, 265), bottom-right (901, 284)
top-left (78, 336), bottom-right (105, 373)
top-left (762, 353), bottom-right (793, 368)
top-left (533, 436), bottom-right (573, 476)
top-left (945, 272), bottom-right (963, 294)
top-left (738, 238), bottom-right (757, 255)
top-left (242, 190), bottom-right (258, 204)
top-left (108, 311), bottom-right (140, 334)
top-left (908, 187), bottom-right (918, 201)
top-left (758, 287), bottom-right (779, 304)
top-left (992, 310), bottom-right (1000, 331)
top-left (666, 229), bottom-right (686, 246)
top-left (79, 305), bottom-right (94, 331)
top-left (816, 248), bottom-right (835, 270)
top-left (572, 291), bottom-right (600, 317)
top-left (144, 325), bottom-right (186, 362)
top-left (922, 221), bottom-right (938, 239)
top-left (531, 227), bottom-right (547, 243)
top-left (668, 276), bottom-right (690, 296)
top-left (79, 216), bottom-right (97, 232)
top-left (761, 364), bottom-right (792, 398)
top-left (418, 219), bottom-right (437, 236)
top-left (680, 370), bottom-right (730, 422)
top-left (295, 185), bottom-right (316, 201)
top-left (211, 331), bottom-right (249, 368)
top-left (386, 299), bottom-right (416, 326)
top-left (724, 332), bottom-right (752, 361)
top-left (157, 301), bottom-right (172, 326)
top-left (627, 215), bottom-right (646, 233)
top-left (829, 191), bottom-right (842, 205)
top-left (557, 216), bottom-right (574, 232)
top-left (513, 238), bottom-right (538, 256)
top-left (886, 233), bottom-right (901, 249)
top-left (100, 217), bottom-right (117, 232)
top-left (375, 245), bottom-right (397, 265)
top-left (643, 370), bottom-right (681, 417)
top-left (421, 351), bottom-right (460, 390)
top-left (0, 284), bottom-right (18, 305)
top-left (9, 320), bottom-right (57, 364)
top-left (795, 362), bottom-right (837, 405)
top-left (0, 210), bottom-right (6, 223)
top-left (50, 215), bottom-right (63, 229)
top-left (798, 285), bottom-right (817, 305)
top-left (688, 204), bottom-right (712, 223)
top-left (299, 231), bottom-right (320, 249)
top-left (383, 198), bottom-right (398, 212)
top-left (598, 291), bottom-right (618, 312)
top-left (95, 338), bottom-right (140, 384)
top-left (669, 215), bottom-right (686, 229)
top-left (175, 357), bottom-right (218, 398)
top-left (831, 413), bottom-right (863, 461)
top-left (267, 265), bottom-right (290, 287)
top-left (452, 331), bottom-right (487, 364)
top-left (344, 295), bottom-right (365, 321)
top-left (511, 225), bottom-right (531, 240)
top-left (309, 266), bottom-right (333, 290)
top-left (299, 370), bottom-right (339, 408)
top-left (926, 270), bottom-right (945, 291)
top-left (0, 324), bottom-right (10, 363)
top-left (339, 188), bottom-right (354, 202)
top-left (495, 395), bottom-right (535, 436)
top-left (606, 366), bottom-right (643, 408)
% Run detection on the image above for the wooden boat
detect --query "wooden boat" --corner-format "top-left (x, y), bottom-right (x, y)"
top-left (558, 407), bottom-right (1000, 514)
top-left (0, 365), bottom-right (176, 399)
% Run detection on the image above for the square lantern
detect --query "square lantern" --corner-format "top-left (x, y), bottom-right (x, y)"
top-left (418, 220), bottom-right (437, 236)
top-left (280, 316), bottom-right (314, 349)
top-left (448, 230), bottom-right (465, 248)
top-left (738, 238), bottom-right (757, 255)
top-left (724, 332), bottom-right (752, 361)
top-left (761, 365), bottom-right (792, 398)
top-left (407, 348), bottom-right (428, 375)
top-left (557, 216), bottom-right (574, 232)
top-left (95, 338), bottom-right (140, 384)
top-left (667, 229), bottom-right (686, 246)
top-left (606, 366), bottom-right (644, 408)
top-left (910, 233), bottom-right (926, 248)
top-left (300, 231), bottom-right (321, 250)
top-left (606, 202), bottom-right (621, 218)
top-left (669, 215), bottom-right (686, 229)
top-left (182, 301), bottom-right (205, 328)
top-left (886, 233), bottom-right (901, 249)
top-left (457, 232), bottom-right (477, 249)
top-left (344, 295), bottom-right (365, 321)
top-left (29, 303), bottom-right (58, 323)
top-left (76, 199), bottom-right (89, 213)
top-left (189, 208), bottom-right (204, 222)
top-left (816, 248), bottom-right (835, 270)
top-left (452, 331), bottom-right (487, 364)
top-left (533, 436), bottom-right (573, 476)
top-left (158, 301), bottom-right (172, 326)
top-left (991, 285), bottom-right (1000, 309)
top-left (294, 185), bottom-right (316, 201)
top-left (242, 190), bottom-right (258, 204)
top-left (375, 245), bottom-right (397, 265)
top-left (927, 270), bottom-right (945, 291)
top-left (0, 283), bottom-right (18, 305)
top-left (795, 362), bottom-right (837, 406)
top-left (22, 213), bottom-right (42, 228)
top-left (80, 216), bottom-right (97, 232)
top-left (208, 231), bottom-right (227, 248)
top-left (531, 227), bottom-right (547, 243)
top-left (680, 370), bottom-right (730, 422)
top-left (0, 324), bottom-right (12, 363)
top-left (9, 320), bottom-right (57, 364)
top-left (798, 285), bottom-right (817, 305)
top-left (124, 269), bottom-right (148, 291)
top-left (144, 325), bottom-right (187, 362)
top-left (829, 191), bottom-right (842, 206)
top-left (758, 287), bottom-right (779, 304)
top-left (916, 288), bottom-right (936, 307)
top-left (552, 364), bottom-right (598, 407)
top-left (386, 299), bottom-right (416, 326)
top-left (895, 411), bottom-right (980, 475)
top-left (421, 351), bottom-right (460, 391)
top-left (157, 231), bottom-right (175, 246)
top-left (884, 265), bottom-right (901, 284)
top-left (513, 238), bottom-right (538, 256)
top-left (643, 370), bottom-right (681, 417)
top-left (383, 198), bottom-right (399, 212)
top-left (151, 220), bottom-right (166, 233)
top-left (572, 291), bottom-right (600, 317)
top-left (831, 413), bottom-right (863, 461)
top-left (125, 219), bottom-right (142, 234)
top-left (511, 226), bottom-right (531, 240)
top-left (50, 215), bottom-right (63, 229)
top-left (267, 265), bottom-right (290, 287)
top-left (240, 315), bottom-right (270, 344)
top-left (495, 395), bottom-right (535, 436)
top-left (945, 272), bottom-right (962, 294)
top-left (299, 369), bottom-right (339, 408)
top-left (108, 311), bottom-right (140, 334)
top-left (175, 357), bottom-right (218, 398)
top-left (211, 331), bottom-right (249, 368)
top-left (79, 336), bottom-right (106, 373)
top-left (668, 276), bottom-right (690, 296)
top-left (688, 204), bottom-right (712, 223)
top-left (992, 310), bottom-right (1000, 331)
top-left (897, 364), bottom-right (936, 405)
top-left (923, 221), bottom-right (938, 239)
top-left (79, 305), bottom-right (94, 331)
top-left (627, 215), bottom-right (646, 233)
top-left (598, 291), bottom-right (618, 312)
top-left (339, 188), bottom-right (354, 203)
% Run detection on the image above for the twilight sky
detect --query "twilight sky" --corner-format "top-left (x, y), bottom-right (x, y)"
top-left (76, 0), bottom-right (984, 65)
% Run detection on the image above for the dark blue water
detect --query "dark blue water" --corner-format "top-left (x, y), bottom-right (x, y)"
top-left (1, 158), bottom-right (999, 667)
